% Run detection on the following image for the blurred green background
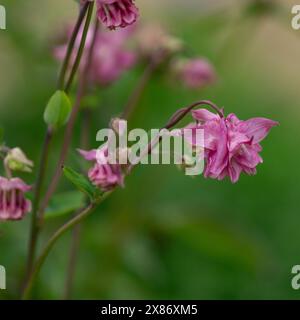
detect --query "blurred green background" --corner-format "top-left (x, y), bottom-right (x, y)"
top-left (0, 0), bottom-right (299, 299)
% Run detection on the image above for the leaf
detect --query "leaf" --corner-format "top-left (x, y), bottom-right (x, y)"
top-left (43, 90), bottom-right (71, 129)
top-left (45, 191), bottom-right (86, 219)
top-left (63, 166), bottom-right (102, 200)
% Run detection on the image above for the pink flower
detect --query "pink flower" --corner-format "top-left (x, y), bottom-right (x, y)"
top-left (79, 147), bottom-right (124, 191)
top-left (54, 25), bottom-right (136, 86)
top-left (82, 0), bottom-right (139, 29)
top-left (96, 0), bottom-right (139, 30)
top-left (0, 177), bottom-right (32, 221)
top-left (186, 109), bottom-right (278, 183)
top-left (174, 58), bottom-right (216, 89)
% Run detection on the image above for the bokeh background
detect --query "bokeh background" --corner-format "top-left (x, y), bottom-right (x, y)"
top-left (0, 0), bottom-right (299, 299)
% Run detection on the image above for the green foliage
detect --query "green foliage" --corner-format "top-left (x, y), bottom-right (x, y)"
top-left (63, 166), bottom-right (103, 201)
top-left (45, 191), bottom-right (86, 219)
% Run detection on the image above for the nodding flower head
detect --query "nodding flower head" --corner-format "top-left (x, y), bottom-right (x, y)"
top-left (173, 58), bottom-right (216, 89)
top-left (0, 177), bottom-right (32, 221)
top-left (79, 147), bottom-right (124, 191)
top-left (185, 108), bottom-right (278, 183)
top-left (95, 0), bottom-right (139, 30)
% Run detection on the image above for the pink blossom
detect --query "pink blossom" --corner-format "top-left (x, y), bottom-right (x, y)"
top-left (186, 109), bottom-right (278, 183)
top-left (79, 147), bottom-right (124, 191)
top-left (96, 0), bottom-right (139, 30)
top-left (0, 177), bottom-right (32, 221)
top-left (82, 0), bottom-right (139, 29)
top-left (174, 58), bottom-right (216, 89)
top-left (54, 25), bottom-right (136, 86)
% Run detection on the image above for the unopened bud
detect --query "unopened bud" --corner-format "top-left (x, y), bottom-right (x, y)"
top-left (4, 148), bottom-right (34, 173)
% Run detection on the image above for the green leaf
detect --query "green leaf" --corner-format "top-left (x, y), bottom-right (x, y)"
top-left (43, 90), bottom-right (71, 129)
top-left (63, 166), bottom-right (102, 200)
top-left (45, 191), bottom-right (86, 219)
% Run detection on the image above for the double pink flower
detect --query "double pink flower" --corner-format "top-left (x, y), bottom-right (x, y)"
top-left (186, 109), bottom-right (278, 183)
top-left (83, 0), bottom-right (139, 30)
top-left (79, 147), bottom-right (124, 191)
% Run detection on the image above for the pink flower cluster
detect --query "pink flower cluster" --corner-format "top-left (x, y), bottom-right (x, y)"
top-left (54, 26), bottom-right (136, 86)
top-left (0, 177), bottom-right (32, 221)
top-left (82, 0), bottom-right (139, 30)
top-left (186, 109), bottom-right (278, 183)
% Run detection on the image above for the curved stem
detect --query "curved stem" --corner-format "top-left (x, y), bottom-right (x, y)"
top-left (21, 202), bottom-right (96, 300)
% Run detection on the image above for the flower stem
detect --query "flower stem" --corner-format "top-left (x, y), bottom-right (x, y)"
top-left (25, 128), bottom-right (53, 281)
top-left (22, 192), bottom-right (110, 300)
top-left (63, 109), bottom-right (92, 300)
top-left (38, 18), bottom-right (99, 224)
top-left (65, 2), bottom-right (95, 93)
top-left (57, 2), bottom-right (89, 90)
top-left (23, 2), bottom-right (94, 290)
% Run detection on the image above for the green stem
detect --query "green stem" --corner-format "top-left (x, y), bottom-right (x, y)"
top-left (65, 2), bottom-right (95, 93)
top-left (57, 2), bottom-right (89, 90)
top-left (22, 193), bottom-right (109, 300)
top-left (23, 2), bottom-right (94, 291)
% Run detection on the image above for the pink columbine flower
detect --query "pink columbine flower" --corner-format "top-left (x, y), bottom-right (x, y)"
top-left (79, 147), bottom-right (124, 191)
top-left (96, 0), bottom-right (139, 30)
top-left (54, 25), bottom-right (136, 86)
top-left (0, 177), bottom-right (32, 221)
top-left (174, 58), bottom-right (216, 89)
top-left (82, 0), bottom-right (139, 30)
top-left (186, 109), bottom-right (278, 183)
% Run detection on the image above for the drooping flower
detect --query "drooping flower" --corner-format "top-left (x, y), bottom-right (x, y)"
top-left (96, 0), bottom-right (139, 30)
top-left (81, 0), bottom-right (139, 30)
top-left (79, 147), bottom-right (124, 191)
top-left (173, 58), bottom-right (216, 89)
top-left (0, 177), bottom-right (32, 221)
top-left (185, 109), bottom-right (278, 183)
top-left (54, 24), bottom-right (136, 86)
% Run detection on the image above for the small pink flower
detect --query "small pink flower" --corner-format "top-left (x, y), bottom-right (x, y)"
top-left (0, 177), bottom-right (32, 221)
top-left (54, 25), bottom-right (136, 86)
top-left (96, 0), bottom-right (139, 30)
top-left (186, 109), bottom-right (278, 183)
top-left (174, 58), bottom-right (216, 89)
top-left (79, 147), bottom-right (124, 191)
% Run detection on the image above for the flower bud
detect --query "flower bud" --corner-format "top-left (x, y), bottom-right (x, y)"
top-left (4, 148), bottom-right (34, 173)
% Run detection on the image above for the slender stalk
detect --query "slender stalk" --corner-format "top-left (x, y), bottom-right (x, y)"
top-left (65, 2), bottom-right (95, 93)
top-left (57, 2), bottom-right (89, 90)
top-left (25, 128), bottom-right (53, 278)
top-left (38, 18), bottom-right (100, 223)
top-left (22, 192), bottom-right (111, 300)
top-left (122, 57), bottom-right (159, 120)
top-left (22, 202), bottom-right (96, 300)
top-left (63, 109), bottom-right (91, 300)
top-left (23, 2), bottom-right (93, 287)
